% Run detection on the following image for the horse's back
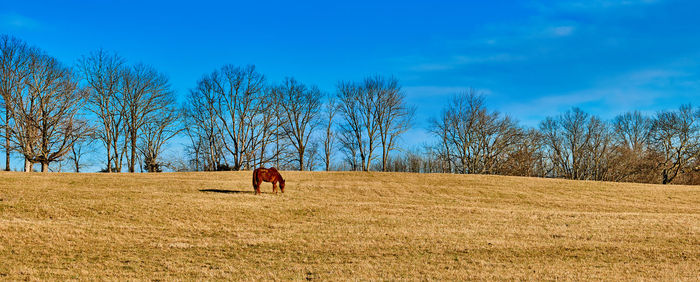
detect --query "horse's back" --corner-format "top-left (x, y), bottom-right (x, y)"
top-left (253, 167), bottom-right (273, 179)
top-left (269, 167), bottom-right (283, 178)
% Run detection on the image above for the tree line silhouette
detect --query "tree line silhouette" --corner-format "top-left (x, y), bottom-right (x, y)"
top-left (1, 35), bottom-right (698, 184)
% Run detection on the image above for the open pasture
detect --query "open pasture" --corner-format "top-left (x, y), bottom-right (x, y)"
top-left (0, 171), bottom-right (698, 280)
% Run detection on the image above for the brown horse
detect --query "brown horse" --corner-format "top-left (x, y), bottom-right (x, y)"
top-left (252, 167), bottom-right (286, 195)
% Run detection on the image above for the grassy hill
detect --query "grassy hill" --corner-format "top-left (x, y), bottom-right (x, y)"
top-left (0, 171), bottom-right (698, 280)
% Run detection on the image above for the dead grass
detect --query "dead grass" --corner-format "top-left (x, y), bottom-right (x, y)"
top-left (0, 171), bottom-right (698, 280)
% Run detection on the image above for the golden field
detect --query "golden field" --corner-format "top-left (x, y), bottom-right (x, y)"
top-left (0, 171), bottom-right (698, 280)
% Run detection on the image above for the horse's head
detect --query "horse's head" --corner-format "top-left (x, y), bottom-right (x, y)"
top-left (279, 178), bottom-right (285, 192)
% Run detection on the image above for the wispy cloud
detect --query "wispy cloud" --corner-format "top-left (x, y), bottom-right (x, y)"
top-left (398, 18), bottom-right (582, 75)
top-left (0, 13), bottom-right (40, 29)
top-left (559, 0), bottom-right (661, 10)
top-left (404, 86), bottom-right (491, 97)
top-left (549, 25), bottom-right (576, 37)
top-left (395, 0), bottom-right (698, 121)
top-left (406, 53), bottom-right (526, 72)
top-left (408, 63), bottom-right (454, 72)
top-left (499, 67), bottom-right (697, 126)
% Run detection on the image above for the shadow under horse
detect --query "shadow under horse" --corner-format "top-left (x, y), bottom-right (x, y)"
top-left (199, 189), bottom-right (254, 194)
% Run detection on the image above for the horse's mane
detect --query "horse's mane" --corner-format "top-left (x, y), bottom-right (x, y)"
top-left (269, 167), bottom-right (284, 181)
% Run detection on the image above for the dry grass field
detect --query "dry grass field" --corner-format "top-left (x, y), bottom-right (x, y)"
top-left (0, 171), bottom-right (698, 280)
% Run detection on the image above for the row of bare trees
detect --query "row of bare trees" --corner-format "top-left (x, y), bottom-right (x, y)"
top-left (424, 91), bottom-right (699, 185)
top-left (429, 90), bottom-right (520, 175)
top-left (78, 49), bottom-right (180, 173)
top-left (1, 35), bottom-right (89, 172)
top-left (182, 67), bottom-right (415, 172)
top-left (336, 76), bottom-right (415, 172)
top-left (2, 34), bottom-right (697, 184)
top-left (1, 35), bottom-right (180, 172)
top-left (182, 65), bottom-right (325, 171)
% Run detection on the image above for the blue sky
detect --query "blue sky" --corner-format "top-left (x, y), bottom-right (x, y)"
top-left (1, 0), bottom-right (699, 169)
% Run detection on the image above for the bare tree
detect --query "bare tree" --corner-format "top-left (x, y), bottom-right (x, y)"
top-left (429, 107), bottom-right (453, 173)
top-left (321, 94), bottom-right (337, 171)
top-left (430, 90), bottom-right (520, 175)
top-left (253, 87), bottom-right (279, 168)
top-left (183, 127), bottom-right (205, 171)
top-left (6, 51), bottom-right (90, 172)
top-left (212, 65), bottom-right (266, 170)
top-left (77, 49), bottom-right (126, 172)
top-left (430, 90), bottom-right (483, 174)
top-left (122, 64), bottom-right (173, 173)
top-left (648, 104), bottom-right (700, 184)
top-left (540, 108), bottom-right (589, 179)
top-left (0, 34), bottom-right (32, 171)
top-left (67, 122), bottom-right (96, 172)
top-left (337, 82), bottom-right (366, 171)
top-left (501, 128), bottom-right (545, 177)
top-left (540, 108), bottom-right (614, 181)
top-left (610, 111), bottom-right (653, 182)
top-left (272, 77), bottom-right (322, 171)
top-left (372, 76), bottom-right (415, 172)
top-left (539, 116), bottom-right (566, 177)
top-left (185, 65), bottom-right (279, 171)
top-left (559, 108), bottom-right (589, 179)
top-left (304, 140), bottom-right (320, 171)
top-left (338, 128), bottom-right (360, 171)
top-left (614, 111), bottom-right (651, 153)
top-left (184, 76), bottom-right (226, 171)
top-left (337, 77), bottom-right (393, 172)
top-left (479, 115), bottom-right (522, 174)
top-left (140, 105), bottom-right (181, 172)
top-left (583, 116), bottom-right (613, 180)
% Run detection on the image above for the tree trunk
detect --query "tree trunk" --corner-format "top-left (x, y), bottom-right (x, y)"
top-left (24, 158), bottom-right (32, 172)
top-left (299, 151), bottom-right (305, 171)
top-left (106, 146), bottom-right (112, 173)
top-left (4, 137), bottom-right (9, 171)
top-left (129, 132), bottom-right (136, 173)
top-left (41, 162), bottom-right (48, 172)
top-left (662, 169), bottom-right (669, 185)
top-left (4, 111), bottom-right (9, 171)
top-left (382, 148), bottom-right (388, 172)
top-left (365, 141), bottom-right (373, 172)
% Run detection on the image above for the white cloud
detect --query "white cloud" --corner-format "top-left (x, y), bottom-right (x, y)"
top-left (0, 13), bottom-right (40, 29)
top-left (407, 63), bottom-right (455, 72)
top-left (550, 26), bottom-right (575, 37)
top-left (500, 67), bottom-right (694, 126)
top-left (406, 53), bottom-right (526, 72)
top-left (403, 86), bottom-right (484, 97)
top-left (454, 53), bottom-right (526, 64)
top-left (555, 0), bottom-right (661, 11)
top-left (399, 18), bottom-right (580, 74)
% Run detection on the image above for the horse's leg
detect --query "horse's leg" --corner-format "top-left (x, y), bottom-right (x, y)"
top-left (252, 174), bottom-right (258, 195)
top-left (272, 181), bottom-right (278, 194)
top-left (254, 177), bottom-right (261, 195)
